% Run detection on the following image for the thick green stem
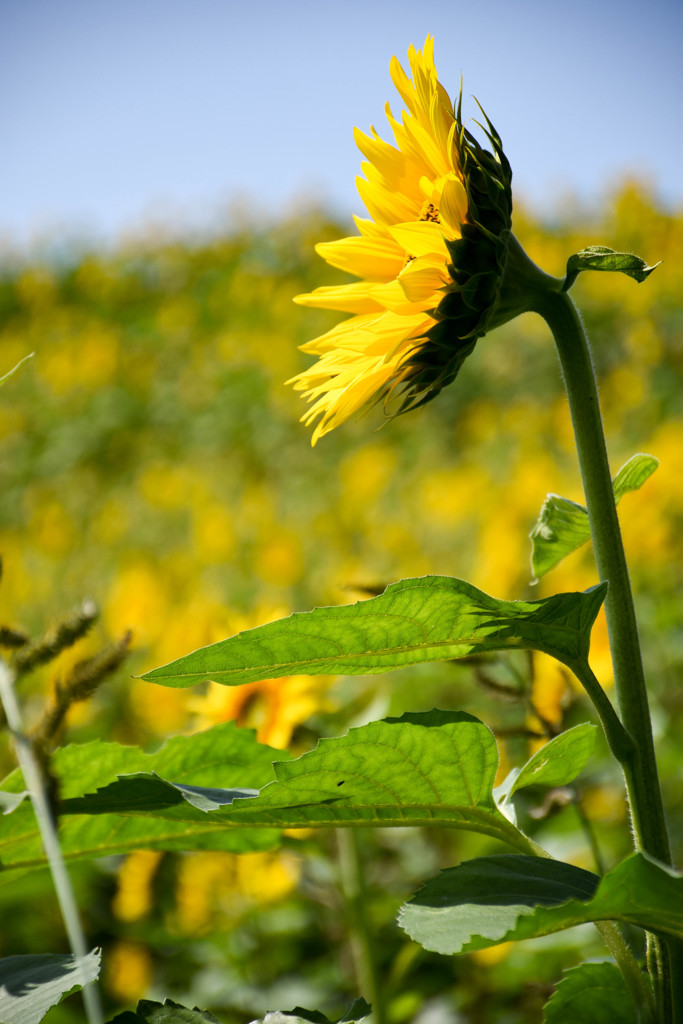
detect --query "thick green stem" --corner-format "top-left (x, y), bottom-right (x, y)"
top-left (521, 278), bottom-right (679, 1021)
top-left (531, 286), bottom-right (670, 864)
top-left (336, 829), bottom-right (387, 1024)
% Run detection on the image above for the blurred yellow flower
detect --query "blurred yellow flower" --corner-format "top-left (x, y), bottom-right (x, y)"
top-left (192, 672), bottom-right (327, 750)
top-left (290, 36), bottom-right (512, 444)
top-left (112, 850), bottom-right (163, 922)
top-left (529, 653), bottom-right (570, 735)
top-left (172, 850), bottom-right (300, 935)
top-left (105, 940), bottom-right (153, 1004)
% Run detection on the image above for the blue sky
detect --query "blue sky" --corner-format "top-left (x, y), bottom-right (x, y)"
top-left (2, 0), bottom-right (681, 247)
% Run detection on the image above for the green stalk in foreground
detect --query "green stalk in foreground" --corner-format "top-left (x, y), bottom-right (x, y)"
top-left (337, 830), bottom-right (387, 1024)
top-left (0, 656), bottom-right (103, 1024)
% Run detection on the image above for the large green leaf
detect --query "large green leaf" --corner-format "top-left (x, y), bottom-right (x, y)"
top-left (398, 851), bottom-right (683, 954)
top-left (0, 724), bottom-right (283, 877)
top-left (62, 711), bottom-right (534, 850)
top-left (0, 950), bottom-right (100, 1024)
top-left (509, 723), bottom-right (597, 794)
top-left (140, 576), bottom-right (608, 689)
top-left (530, 454), bottom-right (659, 580)
top-left (543, 962), bottom-right (639, 1023)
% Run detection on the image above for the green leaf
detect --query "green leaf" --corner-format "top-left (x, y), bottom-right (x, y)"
top-left (563, 246), bottom-right (659, 291)
top-left (62, 711), bottom-right (531, 849)
top-left (248, 1001), bottom-right (371, 1024)
top-left (530, 496), bottom-right (591, 581)
top-left (612, 453), bottom-right (659, 502)
top-left (0, 950), bottom-right (100, 1024)
top-left (139, 576), bottom-right (608, 689)
top-left (107, 999), bottom-right (222, 1024)
top-left (0, 724), bottom-right (284, 878)
top-left (543, 962), bottom-right (638, 1023)
top-left (107, 997), bottom-right (372, 1024)
top-left (0, 790), bottom-right (28, 814)
top-left (509, 724), bottom-right (597, 794)
top-left (0, 353), bottom-right (34, 388)
top-left (398, 850), bottom-right (683, 955)
top-left (530, 454), bottom-right (659, 580)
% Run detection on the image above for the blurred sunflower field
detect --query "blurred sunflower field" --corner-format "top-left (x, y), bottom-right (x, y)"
top-left (0, 183), bottom-right (681, 1023)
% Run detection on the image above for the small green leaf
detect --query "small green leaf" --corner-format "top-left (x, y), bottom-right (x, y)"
top-left (138, 1000), bottom-right (222, 1024)
top-left (248, 1001), bottom-right (371, 1024)
top-left (612, 453), bottom-right (659, 502)
top-left (530, 454), bottom-right (659, 580)
top-left (509, 724), bottom-right (597, 794)
top-left (106, 993), bottom-right (368, 1023)
top-left (563, 246), bottom-right (659, 291)
top-left (62, 711), bottom-right (531, 850)
top-left (338, 1001), bottom-right (371, 1024)
top-left (107, 1000), bottom-right (222, 1024)
top-left (398, 850), bottom-right (683, 955)
top-left (543, 962), bottom-right (639, 1023)
top-left (0, 353), bottom-right (34, 388)
top-left (0, 790), bottom-right (28, 814)
top-left (0, 724), bottom-right (284, 878)
top-left (530, 497), bottom-right (591, 580)
top-left (139, 576), bottom-right (608, 689)
top-left (0, 950), bottom-right (100, 1024)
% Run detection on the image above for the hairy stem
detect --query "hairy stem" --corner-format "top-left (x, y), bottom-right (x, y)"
top-left (596, 921), bottom-right (656, 1024)
top-left (527, 281), bottom-right (678, 1020)
top-left (532, 287), bottom-right (670, 862)
top-left (0, 656), bottom-right (103, 1024)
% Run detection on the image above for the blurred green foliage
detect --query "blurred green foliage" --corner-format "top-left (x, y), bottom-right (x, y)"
top-left (0, 183), bottom-right (681, 1023)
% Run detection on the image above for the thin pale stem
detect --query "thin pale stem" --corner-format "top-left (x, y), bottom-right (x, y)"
top-left (0, 657), bottom-right (103, 1024)
top-left (336, 829), bottom-right (387, 1024)
top-left (574, 792), bottom-right (606, 876)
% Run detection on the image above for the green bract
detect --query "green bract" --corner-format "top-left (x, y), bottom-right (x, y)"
top-left (404, 104), bottom-right (514, 411)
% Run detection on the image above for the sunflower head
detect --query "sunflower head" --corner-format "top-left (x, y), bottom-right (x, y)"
top-left (290, 38), bottom-right (514, 444)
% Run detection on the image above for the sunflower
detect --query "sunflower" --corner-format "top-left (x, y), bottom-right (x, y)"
top-left (289, 36), bottom-right (514, 445)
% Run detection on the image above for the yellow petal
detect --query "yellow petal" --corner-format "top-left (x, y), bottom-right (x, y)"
top-left (353, 126), bottom-right (418, 192)
top-left (398, 254), bottom-right (448, 303)
top-left (295, 312), bottom-right (382, 356)
top-left (353, 215), bottom-right (388, 238)
top-left (356, 172), bottom-right (417, 227)
top-left (315, 236), bottom-right (404, 282)
top-left (439, 177), bottom-right (468, 237)
top-left (387, 221), bottom-right (448, 259)
top-left (294, 283), bottom-right (384, 314)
